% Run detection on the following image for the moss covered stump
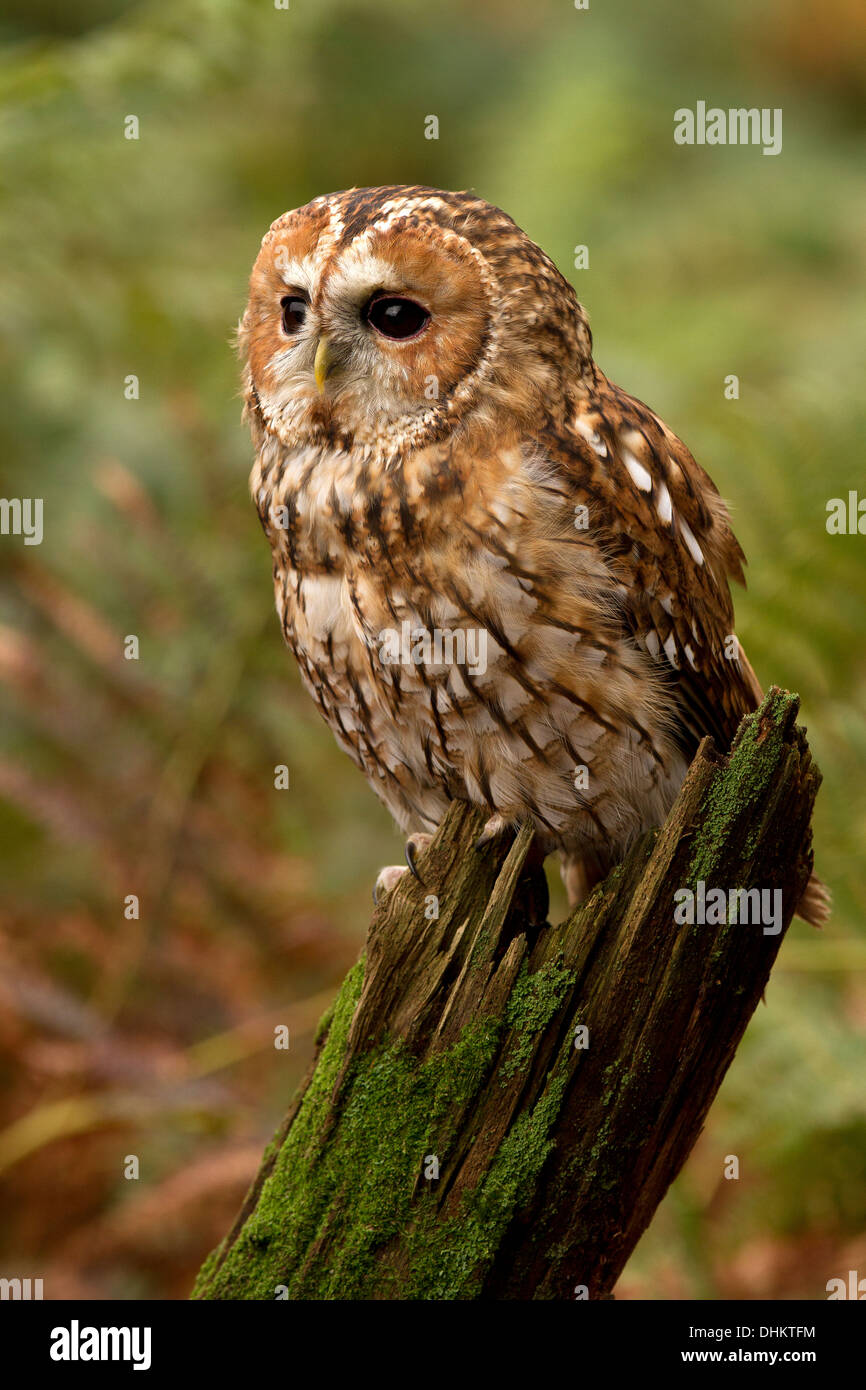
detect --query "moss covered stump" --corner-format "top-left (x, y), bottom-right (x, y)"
top-left (192, 687), bottom-right (822, 1300)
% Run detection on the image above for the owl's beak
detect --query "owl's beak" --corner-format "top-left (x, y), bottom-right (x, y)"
top-left (313, 336), bottom-right (335, 394)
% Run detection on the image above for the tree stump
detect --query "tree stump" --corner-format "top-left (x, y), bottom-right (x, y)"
top-left (192, 687), bottom-right (822, 1301)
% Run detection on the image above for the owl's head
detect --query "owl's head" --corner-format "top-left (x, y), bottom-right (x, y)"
top-left (240, 186), bottom-right (593, 457)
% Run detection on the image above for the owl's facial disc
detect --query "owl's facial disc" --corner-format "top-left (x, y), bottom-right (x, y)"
top-left (244, 215), bottom-right (494, 447)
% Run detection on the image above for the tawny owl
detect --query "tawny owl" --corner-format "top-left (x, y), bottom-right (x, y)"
top-left (240, 185), bottom-right (826, 925)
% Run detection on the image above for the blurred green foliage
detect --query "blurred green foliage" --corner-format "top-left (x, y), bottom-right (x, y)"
top-left (0, 0), bottom-right (864, 1299)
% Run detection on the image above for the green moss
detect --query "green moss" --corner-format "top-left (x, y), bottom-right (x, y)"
top-left (600, 1058), bottom-right (623, 1107)
top-left (313, 997), bottom-right (337, 1045)
top-left (403, 1069), bottom-right (570, 1299)
top-left (500, 957), bottom-right (575, 1081)
top-left (688, 692), bottom-right (795, 886)
top-left (193, 956), bottom-right (506, 1300)
top-left (193, 945), bottom-right (578, 1301)
top-left (561, 1048), bottom-right (652, 1204)
top-left (191, 957), bottom-right (366, 1299)
top-left (194, 1247), bottom-right (219, 1287)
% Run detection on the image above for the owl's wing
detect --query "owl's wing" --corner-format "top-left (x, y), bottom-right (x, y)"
top-left (543, 370), bottom-right (762, 758)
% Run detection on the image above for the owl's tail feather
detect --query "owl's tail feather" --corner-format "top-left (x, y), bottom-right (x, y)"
top-left (797, 872), bottom-right (831, 928)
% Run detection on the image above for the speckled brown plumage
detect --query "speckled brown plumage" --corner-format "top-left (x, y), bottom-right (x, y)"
top-left (239, 185), bottom-right (826, 921)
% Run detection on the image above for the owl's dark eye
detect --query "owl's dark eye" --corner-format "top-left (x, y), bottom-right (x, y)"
top-left (280, 295), bottom-right (307, 334)
top-left (364, 295), bottom-right (430, 341)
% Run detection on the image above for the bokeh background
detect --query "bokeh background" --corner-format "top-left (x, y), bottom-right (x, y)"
top-left (1, 0), bottom-right (865, 1301)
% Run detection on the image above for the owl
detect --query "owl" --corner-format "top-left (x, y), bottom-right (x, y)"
top-left (239, 185), bottom-right (827, 925)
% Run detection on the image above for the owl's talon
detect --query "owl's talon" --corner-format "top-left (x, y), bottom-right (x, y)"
top-left (404, 832), bottom-right (432, 885)
top-left (474, 814), bottom-right (510, 852)
top-left (373, 864), bottom-right (408, 903)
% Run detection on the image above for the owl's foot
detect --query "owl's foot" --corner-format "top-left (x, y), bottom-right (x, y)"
top-left (372, 833), bottom-right (433, 904)
top-left (473, 813), bottom-right (512, 852)
top-left (404, 832), bottom-right (431, 884)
